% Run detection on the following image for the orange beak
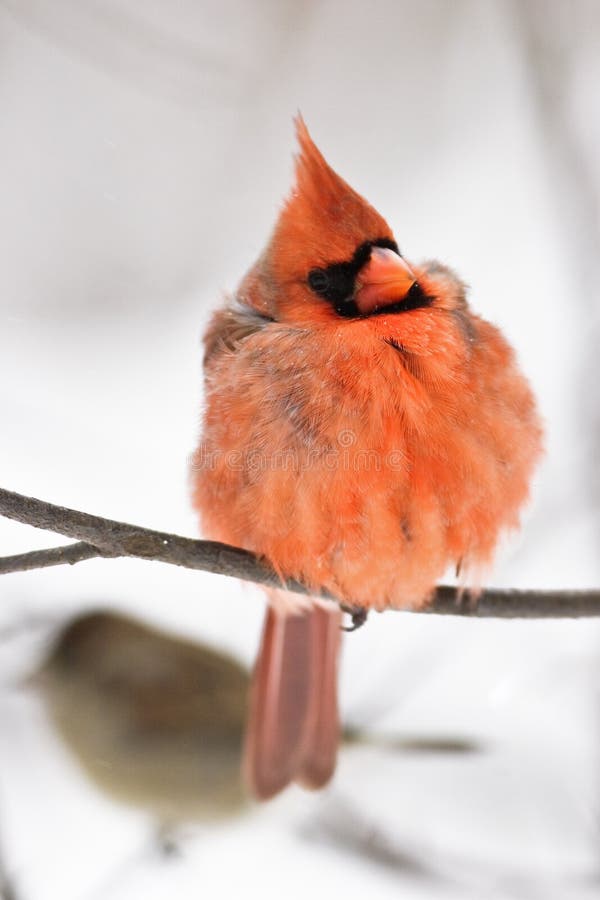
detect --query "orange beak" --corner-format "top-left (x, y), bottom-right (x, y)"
top-left (354, 247), bottom-right (417, 315)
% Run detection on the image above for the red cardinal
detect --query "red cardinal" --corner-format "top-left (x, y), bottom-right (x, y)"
top-left (193, 118), bottom-right (543, 799)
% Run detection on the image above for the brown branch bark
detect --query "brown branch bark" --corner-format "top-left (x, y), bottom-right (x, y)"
top-left (0, 542), bottom-right (111, 574)
top-left (1, 487), bottom-right (599, 618)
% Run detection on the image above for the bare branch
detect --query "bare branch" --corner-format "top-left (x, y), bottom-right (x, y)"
top-left (0, 542), bottom-right (110, 575)
top-left (0, 487), bottom-right (599, 618)
top-left (0, 487), bottom-right (309, 591)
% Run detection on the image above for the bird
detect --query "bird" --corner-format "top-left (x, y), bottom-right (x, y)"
top-left (36, 611), bottom-right (249, 823)
top-left (192, 117), bottom-right (543, 800)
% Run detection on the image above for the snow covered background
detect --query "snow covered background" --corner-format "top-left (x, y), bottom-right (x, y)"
top-left (1, 1), bottom-right (600, 897)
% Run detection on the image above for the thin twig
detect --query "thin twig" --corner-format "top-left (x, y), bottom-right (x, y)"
top-left (0, 542), bottom-right (111, 574)
top-left (1, 487), bottom-right (599, 618)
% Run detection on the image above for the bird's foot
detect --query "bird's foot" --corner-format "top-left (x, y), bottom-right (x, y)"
top-left (340, 604), bottom-right (368, 632)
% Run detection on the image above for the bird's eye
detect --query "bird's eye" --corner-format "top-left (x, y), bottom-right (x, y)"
top-left (308, 269), bottom-right (330, 295)
top-left (307, 262), bottom-right (355, 306)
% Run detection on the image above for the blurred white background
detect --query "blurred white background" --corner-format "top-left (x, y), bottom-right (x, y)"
top-left (1, 1), bottom-right (600, 898)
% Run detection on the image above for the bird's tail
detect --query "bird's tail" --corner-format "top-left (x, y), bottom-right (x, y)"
top-left (243, 596), bottom-right (341, 800)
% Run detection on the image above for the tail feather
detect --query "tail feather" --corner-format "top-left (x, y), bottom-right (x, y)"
top-left (243, 602), bottom-right (341, 800)
top-left (296, 604), bottom-right (341, 789)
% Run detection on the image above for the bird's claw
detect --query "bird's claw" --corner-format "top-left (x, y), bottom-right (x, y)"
top-left (340, 604), bottom-right (368, 632)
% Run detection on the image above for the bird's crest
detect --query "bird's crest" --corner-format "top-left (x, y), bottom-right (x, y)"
top-left (273, 116), bottom-right (393, 268)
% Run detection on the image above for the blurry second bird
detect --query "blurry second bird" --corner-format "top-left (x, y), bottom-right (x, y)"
top-left (36, 611), bottom-right (249, 822)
